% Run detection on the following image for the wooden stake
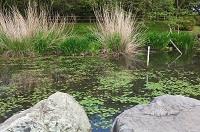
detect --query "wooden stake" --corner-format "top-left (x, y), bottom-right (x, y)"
top-left (147, 46), bottom-right (150, 67)
top-left (170, 39), bottom-right (182, 55)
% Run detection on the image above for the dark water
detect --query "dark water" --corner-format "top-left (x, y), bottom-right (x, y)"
top-left (0, 51), bottom-right (200, 131)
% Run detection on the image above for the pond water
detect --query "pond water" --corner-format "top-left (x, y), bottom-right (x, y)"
top-left (0, 51), bottom-right (200, 131)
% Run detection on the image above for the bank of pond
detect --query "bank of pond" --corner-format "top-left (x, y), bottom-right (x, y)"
top-left (0, 5), bottom-right (199, 57)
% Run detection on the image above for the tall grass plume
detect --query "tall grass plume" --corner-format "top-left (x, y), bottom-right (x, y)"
top-left (0, 4), bottom-right (73, 57)
top-left (93, 5), bottom-right (144, 55)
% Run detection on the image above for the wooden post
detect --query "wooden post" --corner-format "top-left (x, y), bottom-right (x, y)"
top-left (89, 16), bottom-right (91, 23)
top-left (147, 46), bottom-right (150, 67)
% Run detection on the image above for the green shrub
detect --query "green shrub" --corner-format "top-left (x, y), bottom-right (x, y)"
top-left (88, 41), bottom-right (101, 54)
top-left (33, 31), bottom-right (67, 55)
top-left (73, 23), bottom-right (95, 35)
top-left (0, 33), bottom-right (34, 57)
top-left (194, 16), bottom-right (200, 26)
top-left (170, 32), bottom-right (196, 51)
top-left (105, 33), bottom-right (121, 52)
top-left (59, 34), bottom-right (101, 55)
top-left (145, 31), bottom-right (196, 52)
top-left (169, 17), bottom-right (195, 31)
top-left (85, 33), bottom-right (101, 54)
top-left (176, 19), bottom-right (194, 31)
top-left (145, 32), bottom-right (170, 49)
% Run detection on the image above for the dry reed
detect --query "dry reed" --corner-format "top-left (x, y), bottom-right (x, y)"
top-left (0, 4), bottom-right (73, 57)
top-left (93, 5), bottom-right (144, 54)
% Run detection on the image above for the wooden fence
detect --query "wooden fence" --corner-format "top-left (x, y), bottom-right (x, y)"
top-left (48, 15), bottom-right (197, 23)
top-left (48, 16), bottom-right (148, 23)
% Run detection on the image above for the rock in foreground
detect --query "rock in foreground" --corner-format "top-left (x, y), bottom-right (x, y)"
top-left (0, 92), bottom-right (91, 132)
top-left (112, 95), bottom-right (200, 132)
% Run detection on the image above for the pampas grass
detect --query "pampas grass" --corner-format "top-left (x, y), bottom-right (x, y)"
top-left (93, 5), bottom-right (144, 55)
top-left (0, 4), bottom-right (73, 57)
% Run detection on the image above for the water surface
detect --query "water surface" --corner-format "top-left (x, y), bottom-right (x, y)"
top-left (0, 51), bottom-right (200, 131)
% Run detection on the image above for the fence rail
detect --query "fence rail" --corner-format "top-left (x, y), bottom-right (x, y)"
top-left (48, 16), bottom-right (149, 23)
top-left (48, 15), bottom-right (198, 23)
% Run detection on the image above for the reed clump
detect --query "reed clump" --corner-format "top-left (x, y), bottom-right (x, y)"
top-left (93, 5), bottom-right (144, 55)
top-left (0, 4), bottom-right (72, 57)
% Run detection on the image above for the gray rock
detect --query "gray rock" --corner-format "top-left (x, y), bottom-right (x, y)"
top-left (0, 92), bottom-right (91, 132)
top-left (112, 95), bottom-right (200, 132)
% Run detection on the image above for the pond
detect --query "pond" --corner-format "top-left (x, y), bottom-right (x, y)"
top-left (0, 51), bottom-right (200, 131)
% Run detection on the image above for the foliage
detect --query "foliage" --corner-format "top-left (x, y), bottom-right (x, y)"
top-left (169, 17), bottom-right (196, 31)
top-left (145, 31), bottom-right (196, 51)
top-left (0, 33), bottom-right (34, 57)
top-left (147, 78), bottom-right (200, 97)
top-left (145, 21), bottom-right (169, 32)
top-left (98, 70), bottom-right (135, 91)
top-left (1, 0), bottom-right (198, 18)
top-left (146, 32), bottom-right (170, 49)
top-left (59, 33), bottom-right (101, 55)
top-left (104, 33), bottom-right (121, 52)
top-left (170, 32), bottom-right (196, 51)
top-left (194, 15), bottom-right (200, 26)
top-left (34, 30), bottom-right (69, 55)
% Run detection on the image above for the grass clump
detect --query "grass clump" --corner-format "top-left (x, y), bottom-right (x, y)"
top-left (146, 32), bottom-right (170, 50)
top-left (170, 32), bottom-right (196, 51)
top-left (146, 31), bottom-right (196, 52)
top-left (93, 5), bottom-right (144, 55)
top-left (59, 33), bottom-right (101, 56)
top-left (0, 4), bottom-right (72, 57)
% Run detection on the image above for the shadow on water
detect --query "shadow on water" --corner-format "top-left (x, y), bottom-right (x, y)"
top-left (0, 51), bottom-right (200, 131)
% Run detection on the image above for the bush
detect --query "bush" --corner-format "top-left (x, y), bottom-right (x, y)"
top-left (176, 19), bottom-right (194, 31)
top-left (194, 16), bottom-right (200, 26)
top-left (169, 17), bottom-right (195, 31)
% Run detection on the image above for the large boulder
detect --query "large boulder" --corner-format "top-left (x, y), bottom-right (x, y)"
top-left (0, 92), bottom-right (91, 132)
top-left (112, 95), bottom-right (200, 132)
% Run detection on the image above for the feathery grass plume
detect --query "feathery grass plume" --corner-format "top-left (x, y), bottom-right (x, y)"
top-left (0, 4), bottom-right (73, 57)
top-left (93, 5), bottom-right (145, 55)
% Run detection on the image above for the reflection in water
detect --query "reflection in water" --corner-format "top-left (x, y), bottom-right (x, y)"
top-left (0, 52), bottom-right (200, 131)
top-left (110, 54), bottom-right (145, 70)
